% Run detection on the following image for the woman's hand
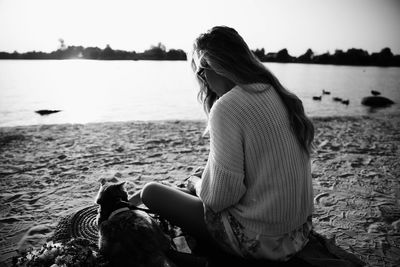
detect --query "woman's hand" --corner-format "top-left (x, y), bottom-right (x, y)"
top-left (192, 167), bottom-right (204, 178)
top-left (186, 175), bottom-right (201, 195)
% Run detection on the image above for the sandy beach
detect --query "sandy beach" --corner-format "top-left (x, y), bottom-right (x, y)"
top-left (0, 115), bottom-right (399, 266)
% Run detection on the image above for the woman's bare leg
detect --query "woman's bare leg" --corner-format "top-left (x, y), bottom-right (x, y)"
top-left (138, 182), bottom-right (217, 246)
top-left (128, 186), bottom-right (194, 206)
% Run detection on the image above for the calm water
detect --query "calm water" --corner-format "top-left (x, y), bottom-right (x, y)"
top-left (0, 60), bottom-right (399, 127)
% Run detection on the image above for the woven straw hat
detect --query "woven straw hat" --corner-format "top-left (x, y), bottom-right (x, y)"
top-left (53, 205), bottom-right (99, 245)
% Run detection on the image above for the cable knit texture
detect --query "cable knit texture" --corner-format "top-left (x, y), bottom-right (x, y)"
top-left (198, 83), bottom-right (313, 236)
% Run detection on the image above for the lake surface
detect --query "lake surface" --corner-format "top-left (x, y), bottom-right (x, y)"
top-left (0, 60), bottom-right (399, 127)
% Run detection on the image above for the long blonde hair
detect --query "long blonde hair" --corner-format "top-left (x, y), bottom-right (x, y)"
top-left (191, 26), bottom-right (314, 154)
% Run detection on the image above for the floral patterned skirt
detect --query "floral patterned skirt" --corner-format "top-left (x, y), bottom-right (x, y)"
top-left (204, 207), bottom-right (312, 261)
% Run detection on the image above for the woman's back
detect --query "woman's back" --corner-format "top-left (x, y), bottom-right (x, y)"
top-left (199, 83), bottom-right (313, 236)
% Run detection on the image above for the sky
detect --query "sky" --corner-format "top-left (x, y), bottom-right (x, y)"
top-left (0, 0), bottom-right (399, 56)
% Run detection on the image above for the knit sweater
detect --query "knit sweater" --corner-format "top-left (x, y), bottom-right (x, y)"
top-left (197, 83), bottom-right (313, 236)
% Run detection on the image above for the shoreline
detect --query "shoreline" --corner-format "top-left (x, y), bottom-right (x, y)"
top-left (0, 113), bottom-right (395, 129)
top-left (1, 115), bottom-right (399, 266)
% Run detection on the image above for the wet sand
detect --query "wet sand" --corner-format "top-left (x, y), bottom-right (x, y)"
top-left (0, 115), bottom-right (399, 266)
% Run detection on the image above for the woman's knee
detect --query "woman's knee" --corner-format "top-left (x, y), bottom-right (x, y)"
top-left (140, 182), bottom-right (164, 207)
top-left (140, 182), bottom-right (212, 240)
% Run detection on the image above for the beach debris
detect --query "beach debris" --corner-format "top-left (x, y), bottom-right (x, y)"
top-left (35, 110), bottom-right (61, 116)
top-left (361, 96), bottom-right (394, 107)
top-left (314, 192), bottom-right (329, 205)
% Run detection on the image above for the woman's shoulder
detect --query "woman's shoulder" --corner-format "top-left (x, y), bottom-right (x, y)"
top-left (216, 83), bottom-right (272, 110)
top-left (211, 86), bottom-right (243, 116)
top-left (217, 83), bottom-right (265, 104)
top-left (210, 83), bottom-right (269, 122)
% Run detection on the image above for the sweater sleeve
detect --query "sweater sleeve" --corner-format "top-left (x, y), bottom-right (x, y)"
top-left (199, 100), bottom-right (246, 212)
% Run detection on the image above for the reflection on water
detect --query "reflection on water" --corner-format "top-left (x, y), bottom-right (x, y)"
top-left (0, 60), bottom-right (399, 126)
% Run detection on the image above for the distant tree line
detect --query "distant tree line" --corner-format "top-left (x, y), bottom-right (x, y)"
top-left (253, 47), bottom-right (400, 67)
top-left (1, 43), bottom-right (399, 66)
top-left (0, 42), bottom-right (187, 61)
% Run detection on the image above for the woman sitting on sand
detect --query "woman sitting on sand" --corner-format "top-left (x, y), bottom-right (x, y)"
top-left (130, 26), bottom-right (315, 261)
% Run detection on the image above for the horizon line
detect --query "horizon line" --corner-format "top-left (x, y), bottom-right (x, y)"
top-left (0, 45), bottom-right (399, 57)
